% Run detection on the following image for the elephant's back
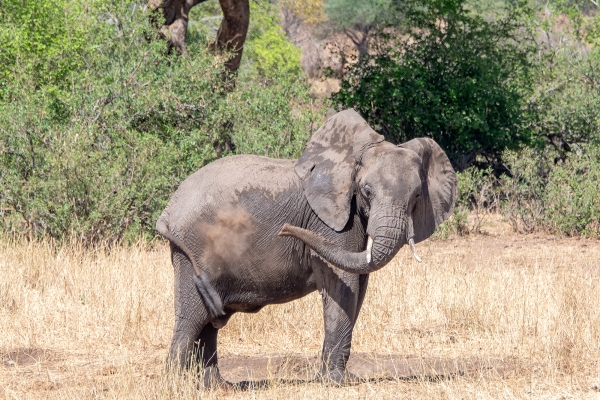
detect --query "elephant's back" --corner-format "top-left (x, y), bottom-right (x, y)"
top-left (184, 154), bottom-right (297, 191)
top-left (163, 154), bottom-right (301, 231)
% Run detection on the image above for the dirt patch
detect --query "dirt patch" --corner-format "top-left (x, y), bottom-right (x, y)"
top-left (219, 353), bottom-right (514, 383)
top-left (1, 348), bottom-right (64, 368)
top-left (2, 348), bottom-right (514, 392)
top-left (419, 233), bottom-right (600, 271)
top-left (220, 354), bottom-right (315, 382)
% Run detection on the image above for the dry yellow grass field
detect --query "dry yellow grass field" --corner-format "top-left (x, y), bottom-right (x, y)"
top-left (2, 224), bottom-right (600, 399)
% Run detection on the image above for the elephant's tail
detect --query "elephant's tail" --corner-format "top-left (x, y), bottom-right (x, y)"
top-left (156, 217), bottom-right (226, 318)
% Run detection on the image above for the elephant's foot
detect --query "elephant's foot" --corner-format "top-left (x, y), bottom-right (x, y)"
top-left (315, 368), bottom-right (363, 386)
top-left (201, 365), bottom-right (233, 391)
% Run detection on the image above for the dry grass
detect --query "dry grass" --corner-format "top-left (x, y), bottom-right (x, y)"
top-left (2, 225), bottom-right (600, 399)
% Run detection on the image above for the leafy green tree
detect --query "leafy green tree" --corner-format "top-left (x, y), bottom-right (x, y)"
top-left (0, 0), bottom-right (90, 98)
top-left (0, 0), bottom-right (322, 243)
top-left (528, 44), bottom-right (600, 161)
top-left (332, 0), bottom-right (538, 170)
top-left (323, 0), bottom-right (402, 58)
top-left (189, 1), bottom-right (302, 76)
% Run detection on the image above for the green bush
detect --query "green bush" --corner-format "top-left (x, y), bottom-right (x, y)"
top-left (527, 31), bottom-right (600, 161)
top-left (544, 147), bottom-right (600, 236)
top-left (0, 0), bottom-right (90, 98)
top-left (332, 0), bottom-right (538, 170)
top-left (496, 148), bottom-right (549, 233)
top-left (189, 1), bottom-right (302, 77)
top-left (245, 2), bottom-right (302, 76)
top-left (503, 145), bottom-right (600, 237)
top-left (0, 1), bottom-right (322, 243)
top-left (439, 143), bottom-right (600, 237)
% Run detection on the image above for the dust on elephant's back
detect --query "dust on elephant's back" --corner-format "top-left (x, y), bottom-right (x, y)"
top-left (199, 206), bottom-right (255, 268)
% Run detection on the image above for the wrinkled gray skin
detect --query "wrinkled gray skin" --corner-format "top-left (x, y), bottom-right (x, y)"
top-left (156, 109), bottom-right (457, 388)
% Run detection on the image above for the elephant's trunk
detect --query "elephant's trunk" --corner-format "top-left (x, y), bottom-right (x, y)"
top-left (279, 206), bottom-right (409, 274)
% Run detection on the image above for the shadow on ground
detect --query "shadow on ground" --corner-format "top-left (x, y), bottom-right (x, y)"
top-left (2, 347), bottom-right (515, 392)
top-left (220, 352), bottom-right (514, 388)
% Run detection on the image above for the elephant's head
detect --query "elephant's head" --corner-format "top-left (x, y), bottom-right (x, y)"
top-left (279, 109), bottom-right (457, 273)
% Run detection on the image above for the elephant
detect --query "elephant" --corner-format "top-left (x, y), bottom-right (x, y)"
top-left (149, 0), bottom-right (249, 74)
top-left (156, 109), bottom-right (457, 387)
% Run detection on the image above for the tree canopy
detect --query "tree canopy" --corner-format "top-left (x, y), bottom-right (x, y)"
top-left (0, 0), bottom-right (320, 242)
top-left (332, 0), bottom-right (539, 170)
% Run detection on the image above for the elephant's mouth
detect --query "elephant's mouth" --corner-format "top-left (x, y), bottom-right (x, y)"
top-left (365, 213), bottom-right (422, 265)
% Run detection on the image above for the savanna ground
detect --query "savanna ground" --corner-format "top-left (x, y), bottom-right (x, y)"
top-left (2, 216), bottom-right (600, 399)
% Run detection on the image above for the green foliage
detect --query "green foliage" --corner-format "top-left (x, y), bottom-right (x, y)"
top-left (521, 4), bottom-right (600, 159)
top-left (466, 0), bottom-right (515, 15)
top-left (0, 0), bottom-right (91, 98)
top-left (544, 146), bottom-right (600, 236)
top-left (332, 0), bottom-right (539, 170)
top-left (244, 2), bottom-right (302, 76)
top-left (248, 26), bottom-right (301, 75)
top-left (443, 143), bottom-right (600, 237)
top-left (528, 44), bottom-right (600, 160)
top-left (548, 0), bottom-right (598, 30)
top-left (497, 148), bottom-right (549, 232)
top-left (0, 1), bottom-right (321, 243)
top-left (189, 1), bottom-right (302, 76)
top-left (323, 0), bottom-right (400, 30)
top-left (229, 76), bottom-right (316, 157)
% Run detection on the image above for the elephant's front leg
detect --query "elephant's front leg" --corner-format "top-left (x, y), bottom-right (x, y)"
top-left (312, 256), bottom-right (369, 384)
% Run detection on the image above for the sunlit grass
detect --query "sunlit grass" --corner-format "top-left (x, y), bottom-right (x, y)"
top-left (1, 227), bottom-right (600, 398)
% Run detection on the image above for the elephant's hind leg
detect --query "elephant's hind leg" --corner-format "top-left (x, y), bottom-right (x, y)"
top-left (168, 245), bottom-right (208, 368)
top-left (194, 322), bottom-right (232, 388)
top-left (168, 245), bottom-right (231, 388)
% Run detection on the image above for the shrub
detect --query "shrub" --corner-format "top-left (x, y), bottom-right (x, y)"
top-left (438, 143), bottom-right (600, 238)
top-left (527, 26), bottom-right (600, 161)
top-left (544, 146), bottom-right (600, 236)
top-left (332, 0), bottom-right (538, 171)
top-left (245, 2), bottom-right (302, 76)
top-left (0, 1), bottom-right (322, 243)
top-left (0, 0), bottom-right (90, 98)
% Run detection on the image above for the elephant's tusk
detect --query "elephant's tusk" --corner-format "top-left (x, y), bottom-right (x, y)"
top-left (366, 236), bottom-right (373, 263)
top-left (408, 238), bottom-right (422, 263)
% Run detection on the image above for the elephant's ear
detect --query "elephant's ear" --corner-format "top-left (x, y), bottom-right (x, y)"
top-left (399, 138), bottom-right (457, 243)
top-left (295, 109), bottom-right (384, 231)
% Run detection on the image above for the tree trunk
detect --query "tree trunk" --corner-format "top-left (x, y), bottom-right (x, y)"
top-left (149, 0), bottom-right (250, 75)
